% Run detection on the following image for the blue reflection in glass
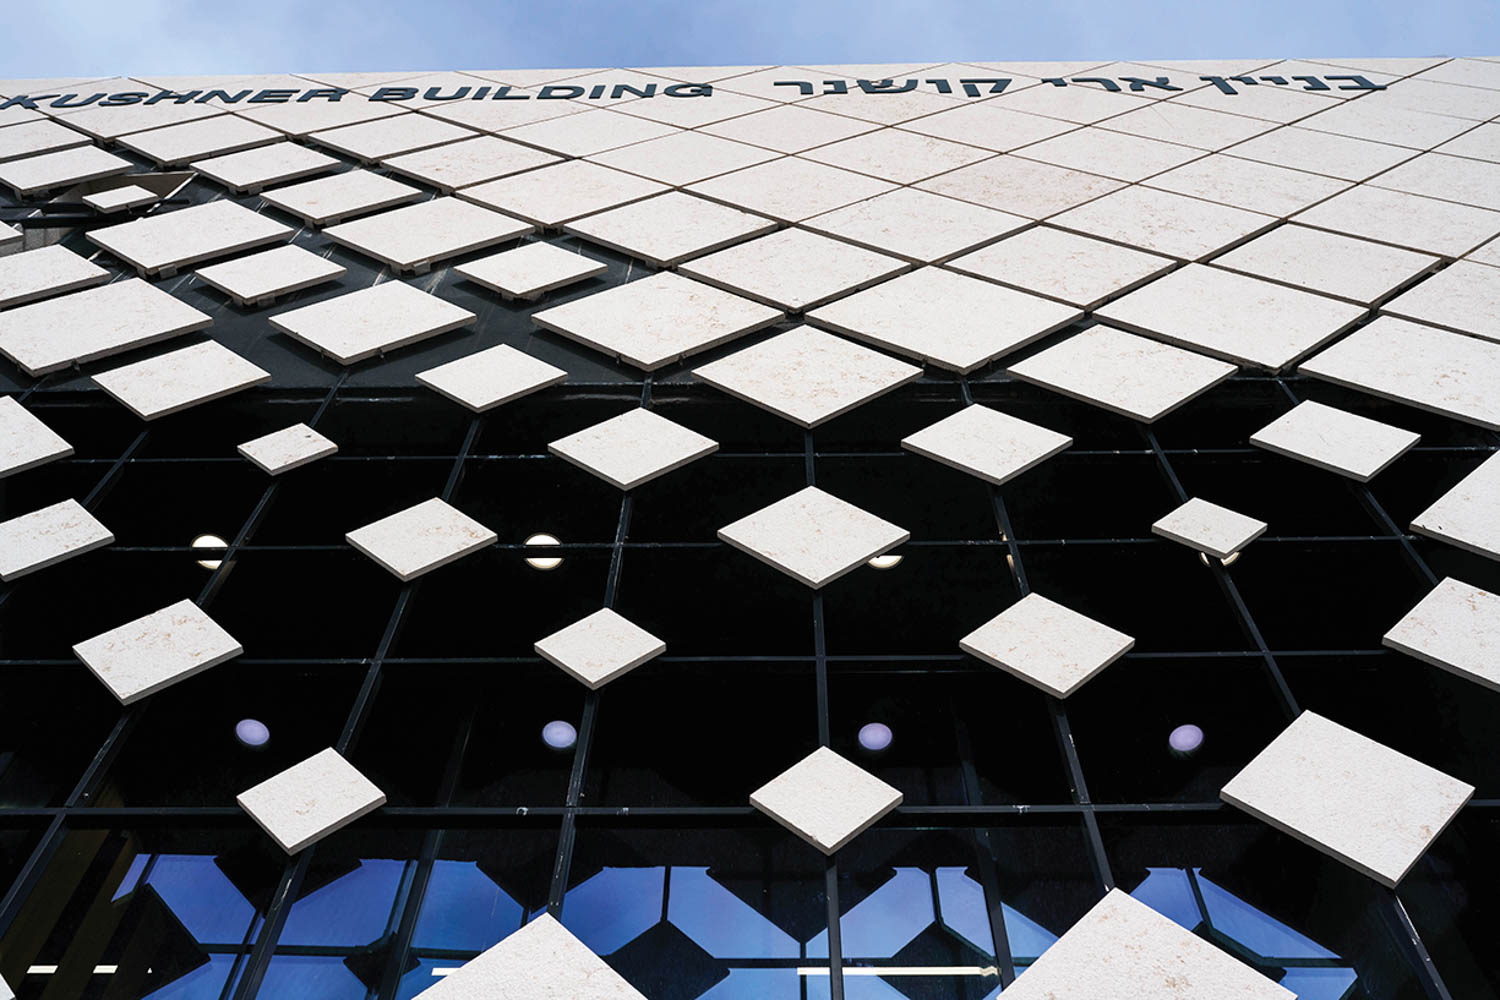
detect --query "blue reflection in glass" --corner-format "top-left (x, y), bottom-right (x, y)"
top-left (140, 953), bottom-right (238, 1000)
top-left (809, 868), bottom-right (934, 959)
top-left (698, 969), bottom-right (802, 999)
top-left (278, 859), bottom-right (406, 947)
top-left (257, 955), bottom-right (367, 999)
top-left (667, 867), bottom-right (799, 959)
top-left (412, 860), bottom-right (524, 952)
top-left (559, 866), bottom-right (664, 955)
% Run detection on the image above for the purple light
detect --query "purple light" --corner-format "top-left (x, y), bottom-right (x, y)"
top-left (542, 720), bottom-right (578, 750)
top-left (1169, 724), bottom-right (1205, 756)
top-left (858, 722), bottom-right (893, 752)
top-left (235, 718), bottom-right (270, 748)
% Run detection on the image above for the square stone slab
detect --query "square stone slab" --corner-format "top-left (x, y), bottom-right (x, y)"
top-left (0, 119), bottom-right (91, 164)
top-left (686, 156), bottom-right (898, 223)
top-left (549, 407), bottom-right (718, 489)
top-left (87, 200), bottom-right (293, 277)
top-left (693, 326), bottom-right (921, 427)
top-left (271, 280), bottom-right (476, 365)
top-left (801, 187), bottom-right (1029, 264)
top-left (237, 748), bottom-right (386, 855)
top-left (586, 130), bottom-right (782, 187)
top-left (1143, 155), bottom-right (1352, 218)
top-left (916, 157), bottom-right (1127, 221)
top-left (1212, 225), bottom-right (1439, 306)
top-left (1226, 125), bottom-right (1418, 182)
top-left (678, 228), bottom-right (908, 312)
top-left (532, 271), bottom-right (782, 371)
top-left (1250, 400), bottom-right (1420, 481)
top-left (118, 115), bottom-right (281, 166)
top-left (1221, 711), bottom-right (1474, 887)
top-left (234, 100), bottom-right (406, 137)
top-left (700, 103), bottom-right (878, 154)
top-left (82, 184), bottom-right (158, 214)
top-left (409, 914), bottom-right (647, 1000)
top-left (947, 226), bottom-right (1174, 310)
top-left (1050, 185), bottom-right (1278, 261)
top-left (800, 128), bottom-right (995, 184)
top-left (500, 108), bottom-right (679, 157)
top-left (417, 344), bottom-right (567, 411)
top-left (750, 747), bottom-right (903, 854)
top-left (0, 278), bottom-right (212, 376)
top-left (346, 497), bottom-right (497, 581)
top-left (383, 135), bottom-right (562, 192)
top-left (1008, 326), bottom-right (1237, 423)
top-left (460, 160), bottom-right (670, 227)
top-left (1, 225), bottom-right (16, 252)
top-left (564, 192), bottom-right (777, 267)
top-left (1385, 577), bottom-right (1500, 694)
top-left (325, 196), bottom-right (533, 274)
top-left (191, 142), bottom-right (341, 194)
top-left (534, 607), bottom-right (667, 688)
top-left (899, 101), bottom-right (1076, 153)
top-left (0, 244), bottom-right (109, 309)
top-left (1000, 889), bottom-right (1294, 1000)
top-left (1371, 151), bottom-right (1500, 212)
top-left (93, 340), bottom-right (272, 420)
top-left (195, 245), bottom-right (347, 307)
top-left (717, 486), bottom-right (910, 588)
top-left (1294, 184), bottom-right (1500, 258)
top-left (238, 422), bottom-right (338, 475)
top-left (454, 242), bottom-right (606, 300)
top-left (312, 114), bottom-right (477, 164)
top-left (73, 598), bottom-right (242, 704)
top-left (1411, 452), bottom-right (1500, 561)
top-left (808, 267), bottom-right (1081, 374)
top-left (261, 169), bottom-right (424, 226)
top-left (901, 404), bottom-right (1072, 487)
top-left (1100, 101), bottom-right (1278, 152)
top-left (1152, 497), bottom-right (1268, 559)
top-left (0, 498), bottom-right (112, 582)
top-left (1095, 264), bottom-right (1367, 371)
top-left (959, 592), bottom-right (1134, 698)
top-left (1300, 316), bottom-right (1500, 431)
top-left (1016, 127), bottom-right (1206, 184)
top-left (1382, 260), bottom-right (1500, 342)
top-left (0, 396), bottom-right (73, 479)
top-left (0, 144), bottom-right (132, 197)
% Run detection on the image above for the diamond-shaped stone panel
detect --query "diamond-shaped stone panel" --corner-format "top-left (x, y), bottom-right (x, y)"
top-left (549, 407), bottom-right (718, 490)
top-left (750, 747), bottom-right (903, 854)
top-left (717, 486), bottom-right (909, 588)
top-left (959, 593), bottom-right (1134, 698)
top-left (534, 608), bottom-right (667, 689)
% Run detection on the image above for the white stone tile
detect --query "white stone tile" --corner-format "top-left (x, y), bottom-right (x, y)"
top-left (422, 94), bottom-right (590, 134)
top-left (959, 592), bottom-right (1134, 698)
top-left (692, 325), bottom-right (921, 426)
top-left (1258, 59), bottom-right (1402, 98)
top-left (1008, 325), bottom-right (1237, 423)
top-left (235, 100), bottom-right (406, 137)
top-left (0, 970), bottom-right (12, 1000)
top-left (504, 68), bottom-right (678, 103)
top-left (411, 913), bottom-right (646, 999)
top-left (534, 607), bottom-right (666, 688)
top-left (1373, 78), bottom-right (1500, 122)
top-left (417, 343), bottom-right (567, 411)
top-left (1251, 400), bottom-right (1420, 481)
top-left (1301, 316), bottom-right (1500, 430)
top-left (1382, 261), bottom-right (1500, 341)
top-left (52, 101), bottom-right (225, 141)
top-left (614, 88), bottom-right (777, 129)
top-left (719, 485), bottom-right (908, 588)
top-left (963, 59), bottom-right (1112, 78)
top-left (0, 244), bottom-right (109, 309)
top-left (1144, 154), bottom-right (1352, 218)
top-left (237, 748), bottom-right (386, 854)
top-left (1385, 578), bottom-right (1500, 694)
top-left (352, 71), bottom-right (507, 108)
top-left (93, 340), bottom-right (271, 420)
top-left (311, 113), bottom-right (477, 163)
top-left (73, 598), bottom-right (242, 704)
top-left (549, 407), bottom-right (717, 490)
top-left (1411, 452), bottom-right (1500, 561)
top-left (238, 422), bottom-right (337, 475)
top-left (636, 65), bottom-right (775, 84)
top-left (0, 498), bottom-right (112, 582)
top-left (1000, 889), bottom-right (1294, 1000)
top-left (382, 135), bottom-right (561, 192)
top-left (0, 144), bottom-right (132, 197)
top-left (195, 244), bottom-right (347, 307)
top-left (587, 130), bottom-right (780, 187)
top-left (82, 184), bottom-right (158, 214)
top-left (1171, 85), bottom-right (1340, 124)
top-left (324, 196), bottom-right (532, 273)
top-left (0, 278), bottom-right (212, 376)
top-left (800, 128), bottom-right (994, 184)
top-left (346, 496), bottom-right (496, 581)
top-left (270, 280), bottom-right (475, 364)
top-left (678, 228), bottom-right (908, 312)
top-left (916, 156), bottom-right (1126, 219)
top-left (947, 227), bottom-right (1175, 309)
top-left (1371, 152), bottom-right (1500, 213)
top-left (0, 118), bottom-right (90, 163)
top-left (1296, 98), bottom-right (1475, 150)
top-left (1097, 100), bottom-right (1277, 151)
top-left (191, 142), bottom-right (341, 194)
top-left (454, 242), bottom-right (606, 300)
top-left (713, 66), bottom-right (827, 102)
top-left (750, 746), bottom-right (902, 854)
top-left (1221, 711), bottom-right (1473, 886)
top-left (1, 225), bottom-right (16, 251)
top-left (1051, 185), bottom-right (1278, 261)
top-left (1096, 263), bottom-right (1366, 370)
top-left (0, 396), bottom-right (72, 479)
top-left (532, 271), bottom-right (781, 370)
top-left (449, 68), bottom-right (598, 87)
top-left (899, 102), bottom-right (1076, 152)
top-left (1226, 126), bottom-right (1418, 181)
top-left (809, 267), bottom-right (1080, 373)
top-left (800, 89), bottom-right (964, 126)
top-left (1434, 123), bottom-right (1500, 164)
top-left (1297, 184), bottom-right (1500, 258)
top-left (992, 84), bottom-right (1155, 124)
top-left (117, 115), bottom-right (281, 166)
top-left (902, 403), bottom-right (1072, 486)
top-left (1470, 238), bottom-right (1500, 269)
top-left (500, 108), bottom-right (678, 156)
top-left (262, 169), bottom-right (424, 226)
top-left (0, 105), bottom-right (42, 127)
top-left (460, 159), bottom-right (669, 227)
top-left (1212, 225), bottom-right (1438, 306)
top-left (802, 187), bottom-right (1029, 265)
top-left (87, 200), bottom-right (293, 277)
top-left (1414, 57), bottom-right (1500, 91)
top-left (1152, 497), bottom-right (1268, 558)
top-left (1016, 127), bottom-right (1205, 183)
top-left (685, 156), bottom-right (897, 223)
top-left (564, 192), bottom-right (776, 267)
top-left (1303, 56), bottom-right (1449, 77)
top-left (700, 103), bottom-right (879, 153)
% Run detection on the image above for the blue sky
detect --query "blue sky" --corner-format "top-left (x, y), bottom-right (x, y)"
top-left (4, 0), bottom-right (1498, 78)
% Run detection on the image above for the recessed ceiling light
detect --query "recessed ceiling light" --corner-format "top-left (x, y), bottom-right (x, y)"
top-left (858, 722), bottom-right (893, 752)
top-left (1199, 551), bottom-right (1241, 568)
top-left (1169, 723), bottom-right (1205, 757)
top-left (867, 553), bottom-right (903, 570)
top-left (525, 533), bottom-right (563, 570)
top-left (236, 718), bottom-right (270, 748)
top-left (192, 533), bottom-right (227, 570)
top-left (542, 719), bottom-right (577, 750)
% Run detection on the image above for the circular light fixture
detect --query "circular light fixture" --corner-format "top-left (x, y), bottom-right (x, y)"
top-left (858, 722), bottom-right (894, 752)
top-left (1199, 551), bottom-right (1241, 568)
top-left (542, 720), bottom-right (578, 750)
top-left (867, 554), bottom-right (903, 570)
top-left (235, 718), bottom-right (270, 749)
top-left (525, 533), bottom-right (563, 571)
top-left (1168, 723), bottom-right (1205, 757)
top-left (192, 534), bottom-right (228, 570)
